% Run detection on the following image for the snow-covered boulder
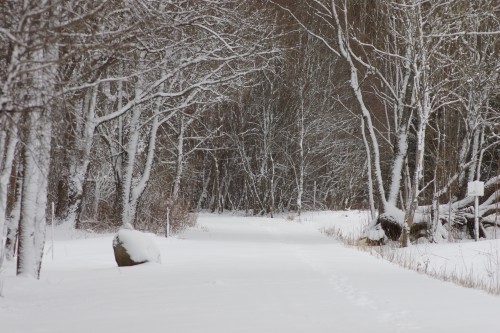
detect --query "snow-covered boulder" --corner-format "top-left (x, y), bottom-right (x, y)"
top-left (112, 226), bottom-right (161, 267)
top-left (359, 224), bottom-right (387, 246)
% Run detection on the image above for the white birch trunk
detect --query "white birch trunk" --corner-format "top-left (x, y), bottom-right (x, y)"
top-left (172, 120), bottom-right (185, 202)
top-left (197, 162), bottom-right (211, 211)
top-left (0, 114), bottom-right (19, 255)
top-left (172, 115), bottom-right (194, 202)
top-left (296, 92), bottom-right (305, 216)
top-left (17, 110), bottom-right (52, 278)
top-left (402, 2), bottom-right (431, 246)
top-left (387, 37), bottom-right (413, 207)
top-left (360, 118), bottom-right (376, 221)
top-left (331, 4), bottom-right (388, 210)
top-left (121, 104), bottom-right (161, 226)
top-left (120, 107), bottom-right (142, 226)
top-left (468, 121), bottom-right (481, 184)
top-left (270, 152), bottom-right (276, 218)
top-left (5, 163), bottom-right (22, 261)
top-left (16, 13), bottom-right (57, 274)
top-left (60, 87), bottom-right (98, 226)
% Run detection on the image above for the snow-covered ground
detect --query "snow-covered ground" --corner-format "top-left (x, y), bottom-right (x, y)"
top-left (1, 211), bottom-right (500, 332)
top-left (300, 211), bottom-right (500, 294)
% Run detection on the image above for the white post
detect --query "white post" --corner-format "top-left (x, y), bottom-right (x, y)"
top-left (165, 207), bottom-right (170, 238)
top-left (313, 180), bottom-right (317, 210)
top-left (448, 192), bottom-right (452, 242)
top-left (51, 202), bottom-right (55, 259)
top-left (474, 195), bottom-right (479, 242)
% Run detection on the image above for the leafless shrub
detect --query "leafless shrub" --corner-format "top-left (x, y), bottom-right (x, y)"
top-left (320, 226), bottom-right (358, 246)
top-left (136, 186), bottom-right (197, 235)
top-left (168, 201), bottom-right (198, 235)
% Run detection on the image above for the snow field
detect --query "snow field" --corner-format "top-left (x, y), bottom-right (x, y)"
top-left (0, 211), bottom-right (499, 332)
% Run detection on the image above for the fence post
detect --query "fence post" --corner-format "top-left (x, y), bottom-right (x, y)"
top-left (467, 181), bottom-right (484, 242)
top-left (165, 206), bottom-right (170, 238)
top-left (52, 202), bottom-right (55, 259)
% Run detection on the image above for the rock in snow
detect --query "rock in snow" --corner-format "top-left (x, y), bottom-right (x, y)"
top-left (113, 228), bottom-right (161, 266)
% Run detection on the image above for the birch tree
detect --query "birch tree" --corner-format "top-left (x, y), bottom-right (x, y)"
top-left (270, 0), bottom-right (499, 244)
top-left (98, 0), bottom-right (277, 226)
top-left (49, 0), bottom-right (277, 228)
top-left (271, 0), bottom-right (415, 221)
top-left (0, 0), bottom-right (60, 278)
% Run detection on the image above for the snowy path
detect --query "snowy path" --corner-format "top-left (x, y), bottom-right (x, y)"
top-left (1, 214), bottom-right (500, 332)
